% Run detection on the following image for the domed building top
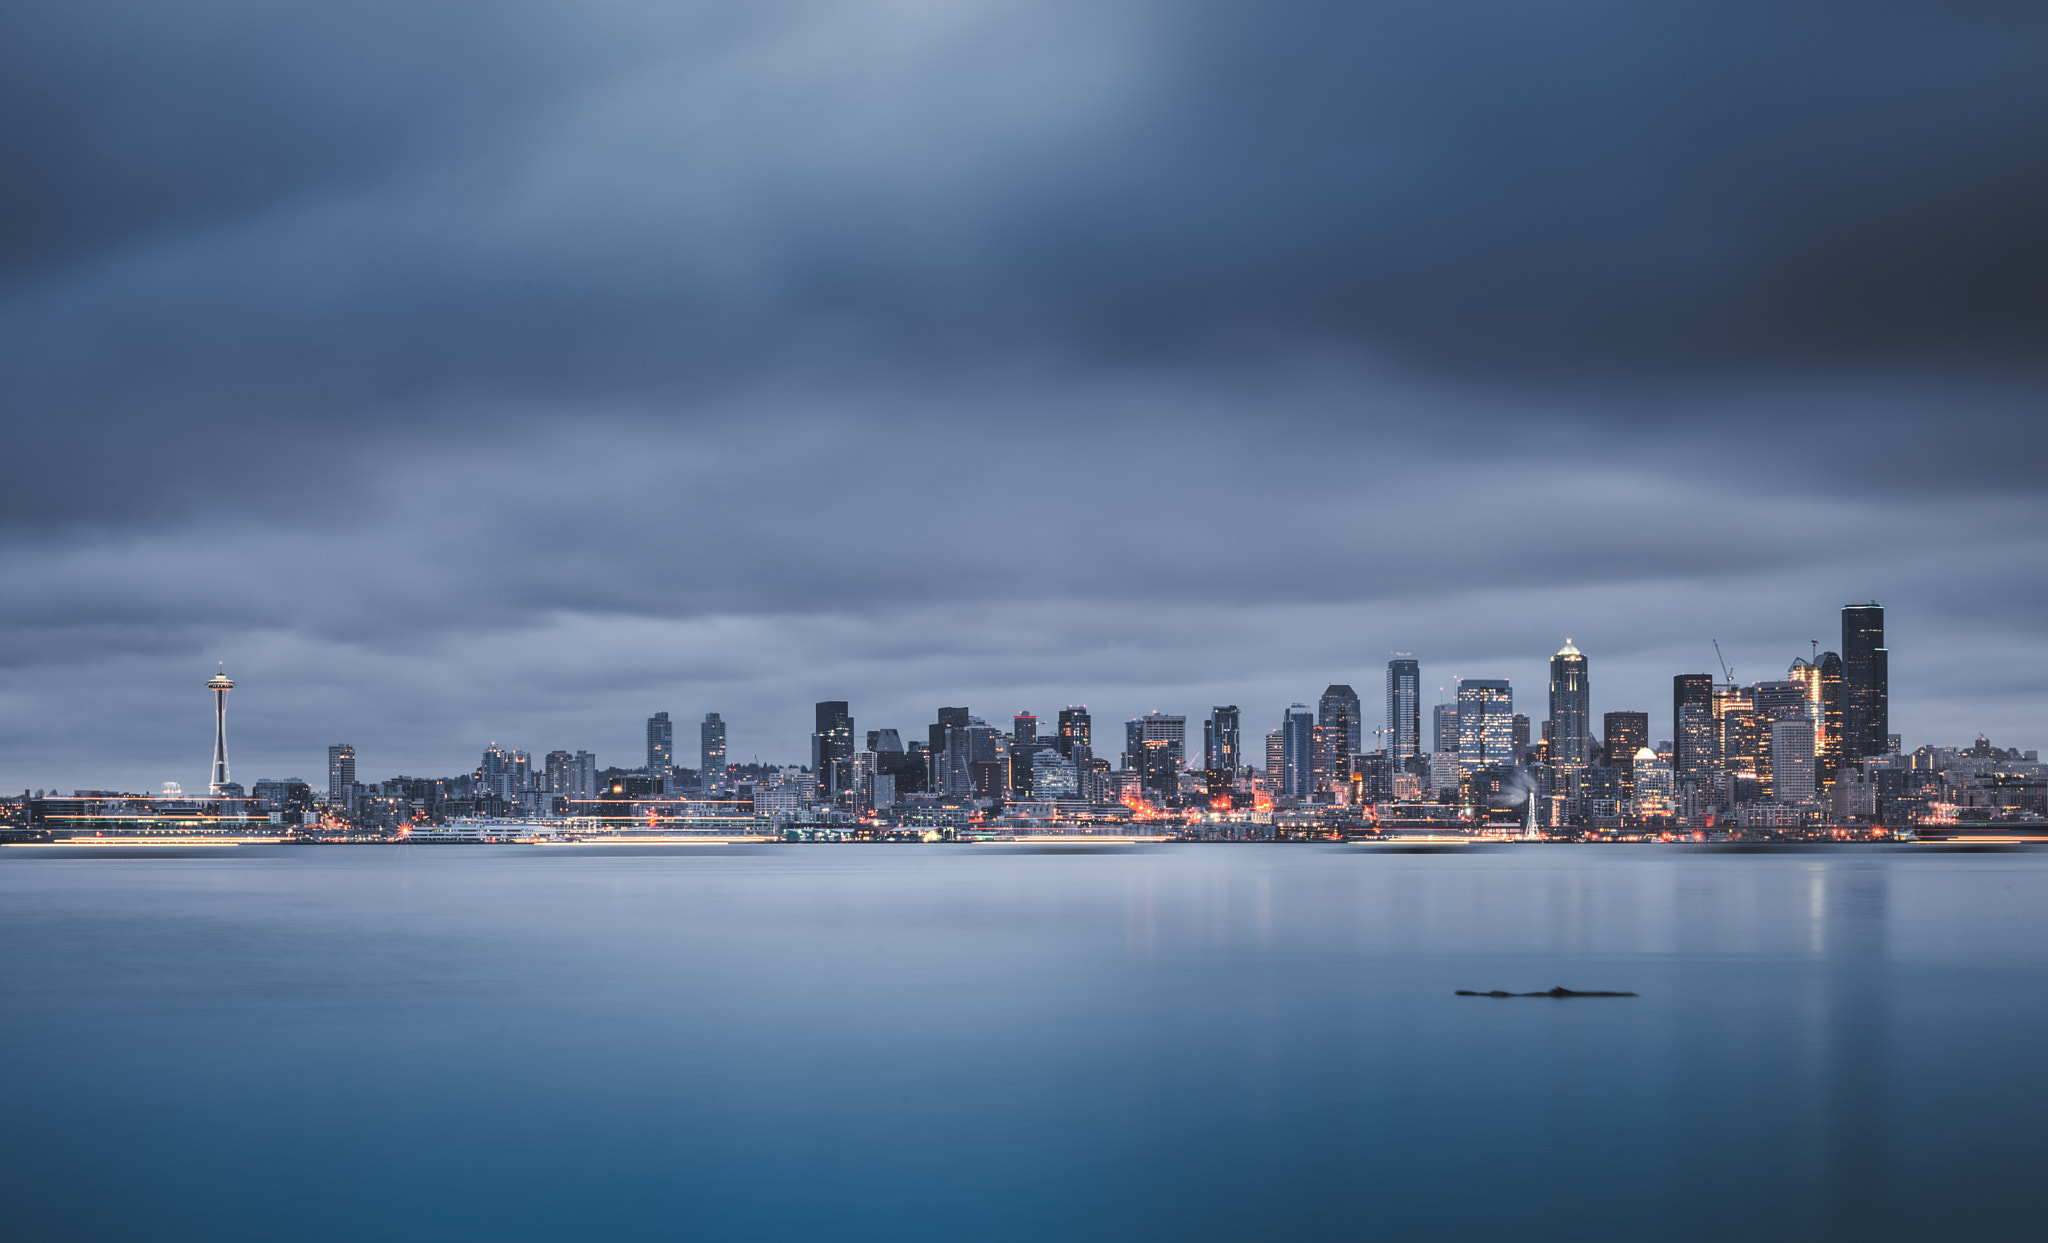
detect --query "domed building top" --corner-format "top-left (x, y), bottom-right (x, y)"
top-left (1556, 639), bottom-right (1583, 658)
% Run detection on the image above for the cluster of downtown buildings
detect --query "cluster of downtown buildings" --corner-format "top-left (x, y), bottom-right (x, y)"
top-left (8, 601), bottom-right (2045, 841)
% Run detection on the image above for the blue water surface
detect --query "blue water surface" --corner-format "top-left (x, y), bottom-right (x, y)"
top-left (2, 843), bottom-right (2043, 1241)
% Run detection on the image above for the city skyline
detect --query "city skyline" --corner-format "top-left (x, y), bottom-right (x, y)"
top-left (2, 5), bottom-right (2043, 795)
top-left (20, 602), bottom-right (2017, 801)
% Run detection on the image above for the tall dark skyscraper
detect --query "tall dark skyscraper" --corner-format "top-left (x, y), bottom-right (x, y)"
top-left (699, 713), bottom-right (726, 790)
top-left (1318, 685), bottom-right (1362, 755)
top-left (1547, 641), bottom-right (1591, 767)
top-left (1314, 685), bottom-right (1361, 795)
top-left (1282, 705), bottom-right (1315, 800)
top-left (1205, 705), bottom-right (1240, 776)
top-left (1673, 672), bottom-right (1713, 774)
top-left (646, 711), bottom-right (673, 777)
top-left (1604, 711), bottom-right (1649, 792)
top-left (1056, 707), bottom-right (1090, 757)
top-left (1013, 713), bottom-right (1037, 745)
top-left (929, 707), bottom-right (971, 793)
top-left (1841, 603), bottom-right (1887, 761)
top-left (812, 701), bottom-right (854, 798)
top-left (1386, 659), bottom-right (1421, 760)
top-left (1817, 651), bottom-right (1844, 779)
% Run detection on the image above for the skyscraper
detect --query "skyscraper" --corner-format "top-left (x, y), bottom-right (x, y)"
top-left (1282, 706), bottom-right (1316, 800)
top-left (545, 749), bottom-right (597, 799)
top-left (1386, 659), bottom-right (1421, 761)
top-left (1714, 683), bottom-right (1759, 801)
top-left (1433, 702), bottom-right (1458, 753)
top-left (812, 701), bottom-right (854, 799)
top-left (1673, 674), bottom-right (1714, 787)
top-left (1205, 705), bottom-right (1241, 777)
top-left (1751, 680), bottom-right (1808, 799)
top-left (646, 711), bottom-right (673, 778)
top-left (1816, 652), bottom-right (1844, 780)
top-left (1771, 717), bottom-right (1817, 804)
top-left (1013, 713), bottom-right (1037, 745)
top-left (1842, 603), bottom-right (1887, 761)
top-left (1312, 685), bottom-right (1361, 795)
top-left (932, 707), bottom-right (971, 793)
top-left (1318, 685), bottom-right (1362, 755)
top-left (327, 744), bottom-right (355, 805)
top-left (1266, 730), bottom-right (1286, 784)
top-left (1311, 724), bottom-right (1338, 795)
top-left (700, 713), bottom-right (727, 790)
top-left (1127, 712), bottom-right (1187, 771)
top-left (1604, 711), bottom-right (1648, 794)
top-left (208, 667), bottom-right (235, 796)
top-left (1056, 707), bottom-right (1091, 757)
top-left (1547, 641), bottom-right (1591, 767)
top-left (1455, 680), bottom-right (1513, 774)
top-left (1138, 737), bottom-right (1176, 794)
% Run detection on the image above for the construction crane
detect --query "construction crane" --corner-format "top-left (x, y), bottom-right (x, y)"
top-left (1712, 640), bottom-right (1735, 687)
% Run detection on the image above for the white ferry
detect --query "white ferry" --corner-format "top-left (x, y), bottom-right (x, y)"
top-left (405, 818), bottom-right (562, 844)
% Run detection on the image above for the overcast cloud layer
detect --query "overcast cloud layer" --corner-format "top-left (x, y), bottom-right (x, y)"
top-left (2, 1), bottom-right (2044, 790)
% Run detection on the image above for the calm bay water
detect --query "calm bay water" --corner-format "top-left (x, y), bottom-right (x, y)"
top-left (2, 843), bottom-right (2044, 1241)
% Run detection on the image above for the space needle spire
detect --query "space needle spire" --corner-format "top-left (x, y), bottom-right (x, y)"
top-left (207, 665), bottom-right (236, 795)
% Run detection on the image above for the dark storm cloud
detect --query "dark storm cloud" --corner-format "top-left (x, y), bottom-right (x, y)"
top-left (1, 1), bottom-right (2045, 785)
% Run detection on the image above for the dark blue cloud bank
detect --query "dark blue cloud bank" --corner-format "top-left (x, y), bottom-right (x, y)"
top-left (1, 1), bottom-right (2043, 788)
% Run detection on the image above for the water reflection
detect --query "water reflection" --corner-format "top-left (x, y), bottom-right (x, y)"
top-left (0, 845), bottom-right (2040, 1242)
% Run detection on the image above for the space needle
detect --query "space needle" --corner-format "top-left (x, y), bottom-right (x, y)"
top-left (208, 665), bottom-right (235, 796)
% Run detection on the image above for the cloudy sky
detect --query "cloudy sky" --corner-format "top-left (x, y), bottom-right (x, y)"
top-left (3, 1), bottom-right (2044, 790)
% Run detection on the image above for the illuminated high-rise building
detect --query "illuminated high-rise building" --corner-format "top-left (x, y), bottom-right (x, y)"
top-left (1386, 659), bottom-right (1421, 761)
top-left (1547, 641), bottom-right (1591, 768)
top-left (1841, 603), bottom-right (1888, 761)
top-left (1281, 706), bottom-right (1315, 800)
top-left (1455, 680), bottom-right (1513, 774)
top-left (931, 707), bottom-right (971, 793)
top-left (1126, 712), bottom-right (1187, 772)
top-left (1816, 652), bottom-right (1844, 781)
top-left (1013, 713), bottom-right (1037, 745)
top-left (1056, 707), bottom-right (1091, 757)
top-left (1433, 702), bottom-right (1458, 754)
top-left (327, 744), bottom-right (356, 805)
top-left (1318, 685), bottom-right (1362, 756)
top-left (1673, 674), bottom-right (1714, 787)
top-left (646, 712), bottom-right (673, 778)
top-left (1751, 681), bottom-right (1808, 799)
top-left (1714, 684), bottom-right (1759, 803)
top-left (1266, 730), bottom-right (1285, 784)
top-left (1205, 705), bottom-right (1241, 777)
top-left (700, 713), bottom-right (727, 790)
top-left (1603, 711), bottom-right (1649, 793)
top-left (208, 667), bottom-right (235, 796)
top-left (1771, 717), bottom-right (1817, 804)
top-left (545, 749), bottom-right (597, 799)
top-left (1138, 737), bottom-right (1176, 794)
top-left (812, 701), bottom-right (854, 799)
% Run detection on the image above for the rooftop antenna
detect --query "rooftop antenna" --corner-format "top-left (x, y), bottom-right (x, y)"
top-left (1711, 640), bottom-right (1735, 687)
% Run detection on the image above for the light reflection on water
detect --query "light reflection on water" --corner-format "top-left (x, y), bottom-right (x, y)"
top-left (0, 844), bottom-right (2043, 1242)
